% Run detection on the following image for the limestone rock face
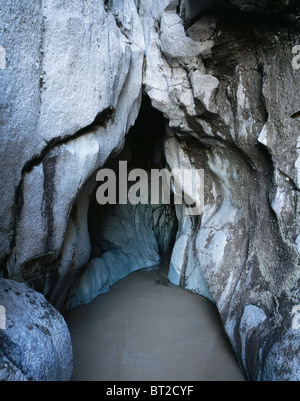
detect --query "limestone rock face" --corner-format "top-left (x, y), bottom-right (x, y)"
top-left (0, 0), bottom-right (145, 299)
top-left (140, 0), bottom-right (300, 380)
top-left (227, 0), bottom-right (299, 14)
top-left (1, 0), bottom-right (300, 383)
top-left (0, 278), bottom-right (72, 381)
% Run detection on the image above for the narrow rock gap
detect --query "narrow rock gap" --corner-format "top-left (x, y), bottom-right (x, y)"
top-left (64, 94), bottom-right (179, 310)
top-left (88, 93), bottom-right (178, 270)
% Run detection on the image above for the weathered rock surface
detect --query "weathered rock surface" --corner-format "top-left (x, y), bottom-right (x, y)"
top-left (226, 0), bottom-right (300, 14)
top-left (0, 278), bottom-right (72, 381)
top-left (1, 0), bottom-right (300, 382)
top-left (0, 0), bottom-right (145, 300)
top-left (140, 0), bottom-right (300, 380)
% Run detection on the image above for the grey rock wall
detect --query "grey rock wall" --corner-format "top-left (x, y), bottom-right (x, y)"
top-left (140, 0), bottom-right (300, 380)
top-left (1, 0), bottom-right (300, 382)
top-left (0, 278), bottom-right (72, 381)
top-left (0, 0), bottom-right (144, 381)
top-left (0, 0), bottom-right (144, 299)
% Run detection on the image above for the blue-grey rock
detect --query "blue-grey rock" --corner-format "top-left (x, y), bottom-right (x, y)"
top-left (140, 0), bottom-right (300, 380)
top-left (65, 199), bottom-right (177, 310)
top-left (0, 278), bottom-right (73, 381)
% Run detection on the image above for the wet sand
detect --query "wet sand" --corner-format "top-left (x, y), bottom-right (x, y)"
top-left (64, 268), bottom-right (245, 381)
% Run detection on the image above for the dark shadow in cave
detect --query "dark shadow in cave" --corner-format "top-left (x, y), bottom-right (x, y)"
top-left (113, 93), bottom-right (167, 170)
top-left (87, 94), bottom-right (178, 289)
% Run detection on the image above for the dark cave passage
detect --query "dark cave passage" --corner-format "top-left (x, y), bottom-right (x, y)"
top-left (88, 94), bottom-right (179, 274)
top-left (63, 95), bottom-right (245, 381)
top-left (89, 93), bottom-right (178, 256)
top-left (64, 95), bottom-right (179, 311)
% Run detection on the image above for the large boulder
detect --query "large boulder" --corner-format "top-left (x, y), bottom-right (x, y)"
top-left (0, 278), bottom-right (72, 381)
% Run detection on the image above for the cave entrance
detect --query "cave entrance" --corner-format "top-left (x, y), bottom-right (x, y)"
top-left (63, 96), bottom-right (245, 382)
top-left (86, 94), bottom-right (178, 301)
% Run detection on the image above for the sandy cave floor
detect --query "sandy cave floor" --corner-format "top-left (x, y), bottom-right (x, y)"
top-left (64, 267), bottom-right (245, 381)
